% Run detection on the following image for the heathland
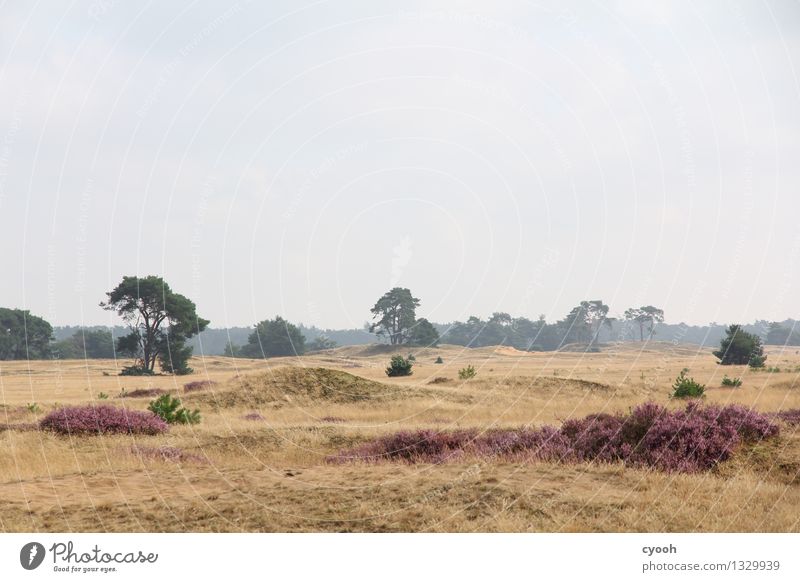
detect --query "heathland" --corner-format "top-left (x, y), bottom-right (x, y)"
top-left (1, 341), bottom-right (799, 532)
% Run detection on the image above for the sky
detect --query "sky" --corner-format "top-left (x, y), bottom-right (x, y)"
top-left (1, 0), bottom-right (799, 330)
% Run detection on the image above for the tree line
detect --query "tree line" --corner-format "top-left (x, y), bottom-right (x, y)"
top-left (1, 279), bottom-right (797, 372)
top-left (440, 301), bottom-right (663, 351)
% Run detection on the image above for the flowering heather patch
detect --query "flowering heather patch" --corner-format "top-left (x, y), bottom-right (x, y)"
top-left (773, 409), bottom-right (800, 426)
top-left (184, 380), bottom-right (217, 393)
top-left (242, 412), bottom-right (265, 421)
top-left (119, 388), bottom-right (165, 399)
top-left (130, 445), bottom-right (206, 464)
top-left (40, 405), bottom-right (168, 435)
top-left (327, 402), bottom-right (780, 473)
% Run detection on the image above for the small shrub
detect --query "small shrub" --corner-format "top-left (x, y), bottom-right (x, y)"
top-left (671, 369), bottom-right (705, 398)
top-left (407, 353), bottom-right (416, 362)
top-left (242, 412), bottom-right (265, 421)
top-left (147, 394), bottom-right (201, 425)
top-left (320, 416), bottom-right (346, 423)
top-left (26, 402), bottom-right (41, 414)
top-left (385, 355), bottom-right (413, 377)
top-left (120, 366), bottom-right (155, 376)
top-left (119, 388), bottom-right (165, 399)
top-left (183, 380), bottom-right (217, 393)
top-left (748, 355), bottom-right (767, 369)
top-left (765, 366), bottom-right (781, 373)
top-left (40, 405), bottom-right (168, 435)
top-left (97, 392), bottom-right (109, 400)
top-left (458, 365), bottom-right (477, 380)
top-left (428, 377), bottom-right (451, 384)
top-left (435, 356), bottom-right (443, 364)
top-left (721, 375), bottom-right (743, 387)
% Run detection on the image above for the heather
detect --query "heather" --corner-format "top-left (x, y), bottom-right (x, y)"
top-left (40, 405), bottom-right (168, 435)
top-left (773, 409), bottom-right (800, 426)
top-left (119, 388), bottom-right (165, 399)
top-left (184, 380), bottom-right (217, 393)
top-left (328, 402), bottom-right (779, 473)
top-left (242, 412), bottom-right (266, 421)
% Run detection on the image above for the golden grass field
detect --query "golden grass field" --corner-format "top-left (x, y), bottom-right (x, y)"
top-left (1, 341), bottom-right (799, 532)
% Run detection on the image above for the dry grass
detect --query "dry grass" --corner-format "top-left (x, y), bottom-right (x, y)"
top-left (1, 342), bottom-right (799, 532)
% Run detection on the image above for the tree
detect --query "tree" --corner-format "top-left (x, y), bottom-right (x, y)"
top-left (640, 305), bottom-right (665, 340)
top-left (585, 300), bottom-right (611, 345)
top-left (223, 342), bottom-right (243, 357)
top-left (765, 322), bottom-right (800, 346)
top-left (624, 305), bottom-right (665, 341)
top-left (241, 316), bottom-right (306, 357)
top-left (408, 318), bottom-right (440, 347)
top-left (308, 335), bottom-right (337, 351)
top-left (765, 322), bottom-right (790, 345)
top-left (369, 287), bottom-right (420, 345)
top-left (52, 329), bottom-right (115, 359)
top-left (713, 324), bottom-right (765, 366)
top-left (558, 302), bottom-right (593, 345)
top-left (0, 308), bottom-right (53, 360)
top-left (624, 307), bottom-right (647, 341)
top-left (101, 275), bottom-right (209, 374)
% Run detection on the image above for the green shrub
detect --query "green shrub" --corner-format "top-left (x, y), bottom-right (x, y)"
top-left (158, 342), bottom-right (194, 375)
top-left (721, 375), bottom-right (742, 387)
top-left (26, 402), bottom-right (41, 414)
top-left (120, 365), bottom-right (155, 376)
top-left (147, 394), bottom-right (201, 425)
top-left (407, 353), bottom-right (416, 362)
top-left (385, 355), bottom-right (413, 377)
top-left (434, 356), bottom-right (443, 364)
top-left (714, 324), bottom-right (766, 366)
top-left (458, 365), bottom-right (477, 380)
top-left (671, 369), bottom-right (705, 398)
top-left (97, 392), bottom-right (109, 400)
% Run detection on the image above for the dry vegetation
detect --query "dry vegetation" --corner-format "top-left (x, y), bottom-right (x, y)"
top-left (1, 342), bottom-right (799, 532)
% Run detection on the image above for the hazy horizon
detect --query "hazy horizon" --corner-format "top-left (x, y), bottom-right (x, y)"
top-left (2, 1), bottom-right (799, 329)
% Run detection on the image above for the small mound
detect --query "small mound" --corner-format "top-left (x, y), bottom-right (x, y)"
top-left (129, 445), bottom-right (206, 464)
top-left (493, 346), bottom-right (532, 356)
top-left (330, 344), bottom-right (399, 358)
top-left (496, 376), bottom-right (614, 393)
top-left (187, 367), bottom-right (408, 410)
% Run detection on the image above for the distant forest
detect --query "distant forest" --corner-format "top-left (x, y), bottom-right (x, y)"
top-left (48, 318), bottom-right (800, 357)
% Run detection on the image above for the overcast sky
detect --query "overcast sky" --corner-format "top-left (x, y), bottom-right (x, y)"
top-left (1, 1), bottom-right (799, 330)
